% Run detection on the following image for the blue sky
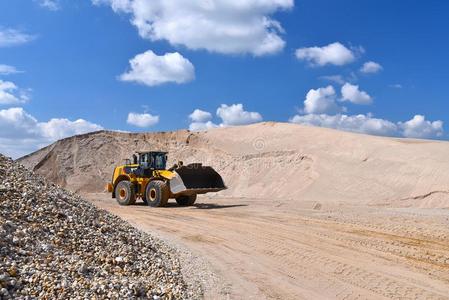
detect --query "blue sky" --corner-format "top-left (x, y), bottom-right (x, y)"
top-left (1, 0), bottom-right (448, 157)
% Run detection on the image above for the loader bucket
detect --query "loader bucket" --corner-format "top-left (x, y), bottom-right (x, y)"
top-left (169, 163), bottom-right (226, 196)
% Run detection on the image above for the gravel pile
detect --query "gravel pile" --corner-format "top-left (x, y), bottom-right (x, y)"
top-left (0, 154), bottom-right (198, 299)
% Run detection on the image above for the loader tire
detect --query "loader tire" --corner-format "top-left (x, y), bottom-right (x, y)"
top-left (145, 180), bottom-right (169, 207)
top-left (176, 194), bottom-right (197, 206)
top-left (115, 181), bottom-right (136, 206)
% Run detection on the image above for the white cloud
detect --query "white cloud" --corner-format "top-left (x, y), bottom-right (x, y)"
top-left (303, 86), bottom-right (339, 114)
top-left (0, 107), bottom-right (40, 139)
top-left (289, 113), bottom-right (444, 139)
top-left (92, 0), bottom-right (293, 56)
top-left (0, 64), bottom-right (22, 75)
top-left (389, 84), bottom-right (403, 89)
top-left (127, 112), bottom-right (159, 127)
top-left (0, 80), bottom-right (29, 105)
top-left (291, 84), bottom-right (444, 139)
top-left (216, 103), bottom-right (262, 126)
top-left (188, 108), bottom-right (217, 131)
top-left (295, 42), bottom-right (356, 66)
top-left (0, 107), bottom-right (103, 158)
top-left (36, 0), bottom-right (60, 11)
top-left (189, 109), bottom-right (212, 122)
top-left (341, 83), bottom-right (372, 105)
top-left (189, 121), bottom-right (218, 131)
top-left (188, 104), bottom-right (262, 130)
top-left (360, 61), bottom-right (382, 74)
top-left (290, 113), bottom-right (398, 137)
top-left (399, 115), bottom-right (443, 138)
top-left (120, 50), bottom-right (194, 86)
top-left (0, 28), bottom-right (35, 47)
top-left (38, 118), bottom-right (103, 140)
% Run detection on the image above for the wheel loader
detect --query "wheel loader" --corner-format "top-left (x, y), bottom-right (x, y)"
top-left (106, 151), bottom-right (226, 207)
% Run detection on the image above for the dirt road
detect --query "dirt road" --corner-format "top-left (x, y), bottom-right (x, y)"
top-left (86, 194), bottom-right (449, 300)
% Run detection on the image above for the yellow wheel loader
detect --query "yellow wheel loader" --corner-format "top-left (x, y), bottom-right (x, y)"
top-left (106, 151), bottom-right (226, 207)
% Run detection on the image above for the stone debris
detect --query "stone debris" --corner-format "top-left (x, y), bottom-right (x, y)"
top-left (0, 154), bottom-right (199, 299)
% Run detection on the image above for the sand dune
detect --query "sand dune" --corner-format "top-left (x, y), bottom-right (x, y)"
top-left (19, 122), bottom-right (449, 209)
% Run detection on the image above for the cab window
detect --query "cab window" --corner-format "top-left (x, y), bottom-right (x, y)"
top-left (154, 154), bottom-right (166, 170)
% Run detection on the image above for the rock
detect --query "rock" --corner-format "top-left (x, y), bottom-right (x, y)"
top-left (0, 287), bottom-right (9, 296)
top-left (0, 274), bottom-right (10, 283)
top-left (0, 154), bottom-right (197, 299)
top-left (7, 267), bottom-right (17, 277)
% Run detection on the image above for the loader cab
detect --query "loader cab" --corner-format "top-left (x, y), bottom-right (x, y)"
top-left (136, 151), bottom-right (168, 171)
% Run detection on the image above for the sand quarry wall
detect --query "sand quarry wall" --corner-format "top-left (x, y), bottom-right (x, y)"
top-left (18, 122), bottom-right (449, 208)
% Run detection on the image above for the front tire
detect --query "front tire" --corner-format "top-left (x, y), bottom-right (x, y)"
top-left (145, 180), bottom-right (169, 207)
top-left (176, 194), bottom-right (197, 206)
top-left (115, 181), bottom-right (136, 206)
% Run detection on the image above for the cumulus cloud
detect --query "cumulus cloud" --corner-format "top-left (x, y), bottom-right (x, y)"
top-left (0, 64), bottom-right (22, 75)
top-left (189, 109), bottom-right (212, 123)
top-left (360, 61), bottom-right (382, 74)
top-left (216, 103), bottom-right (262, 126)
top-left (36, 0), bottom-right (60, 11)
top-left (39, 118), bottom-right (103, 141)
top-left (188, 108), bottom-right (217, 131)
top-left (0, 107), bottom-right (39, 139)
top-left (0, 107), bottom-right (103, 158)
top-left (127, 112), bottom-right (159, 127)
top-left (290, 113), bottom-right (444, 139)
top-left (341, 83), bottom-right (372, 105)
top-left (0, 28), bottom-right (35, 47)
top-left (120, 50), bottom-right (194, 86)
top-left (0, 80), bottom-right (29, 105)
top-left (290, 84), bottom-right (444, 139)
top-left (290, 113), bottom-right (398, 137)
top-left (92, 0), bottom-right (293, 56)
top-left (188, 104), bottom-right (262, 131)
top-left (399, 115), bottom-right (443, 138)
top-left (303, 86), bottom-right (339, 114)
top-left (189, 121), bottom-right (218, 131)
top-left (295, 42), bottom-right (356, 66)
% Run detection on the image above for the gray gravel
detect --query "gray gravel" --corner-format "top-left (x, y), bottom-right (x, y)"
top-left (0, 154), bottom-right (199, 299)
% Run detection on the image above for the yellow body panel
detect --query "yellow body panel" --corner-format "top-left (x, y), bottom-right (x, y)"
top-left (110, 164), bottom-right (175, 198)
top-left (156, 169), bottom-right (175, 180)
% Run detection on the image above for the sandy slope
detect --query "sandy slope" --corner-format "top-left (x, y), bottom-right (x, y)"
top-left (19, 122), bottom-right (449, 209)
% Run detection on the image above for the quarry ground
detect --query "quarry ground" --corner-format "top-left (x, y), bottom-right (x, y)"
top-left (85, 193), bottom-right (449, 300)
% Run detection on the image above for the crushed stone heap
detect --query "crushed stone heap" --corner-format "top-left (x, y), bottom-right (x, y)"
top-left (0, 154), bottom-right (197, 299)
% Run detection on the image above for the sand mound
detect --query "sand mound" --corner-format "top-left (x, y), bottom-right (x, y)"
top-left (18, 122), bottom-right (449, 208)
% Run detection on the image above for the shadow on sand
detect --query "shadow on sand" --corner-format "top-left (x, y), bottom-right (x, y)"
top-left (134, 201), bottom-right (247, 209)
top-left (193, 203), bottom-right (248, 210)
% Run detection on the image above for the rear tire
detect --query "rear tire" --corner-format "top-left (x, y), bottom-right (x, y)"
top-left (145, 180), bottom-right (169, 207)
top-left (115, 181), bottom-right (136, 206)
top-left (176, 194), bottom-right (197, 206)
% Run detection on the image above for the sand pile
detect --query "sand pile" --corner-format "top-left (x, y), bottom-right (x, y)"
top-left (18, 122), bottom-right (449, 208)
top-left (0, 154), bottom-right (197, 299)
